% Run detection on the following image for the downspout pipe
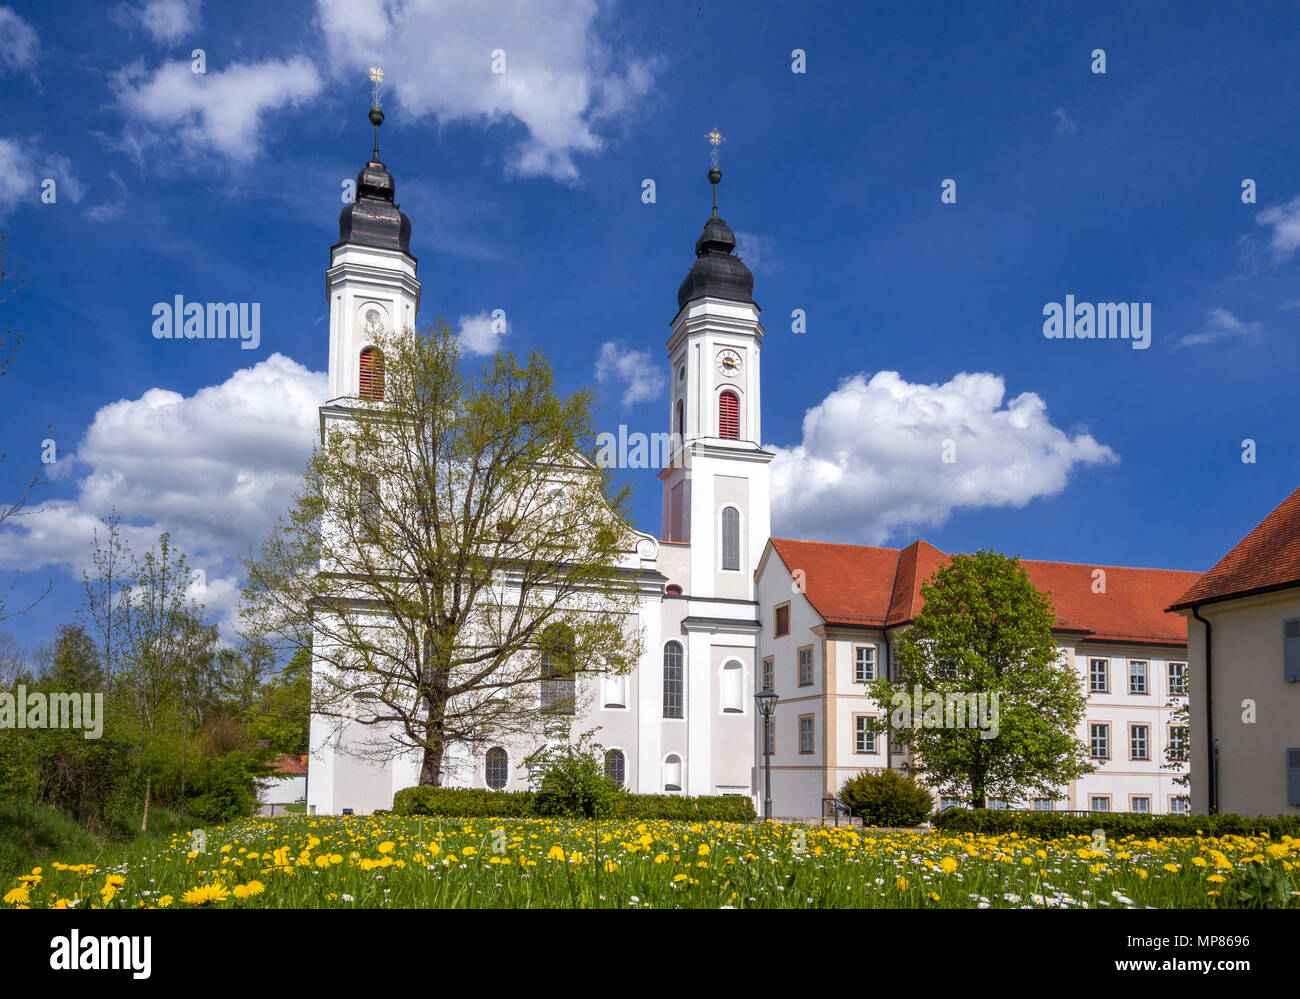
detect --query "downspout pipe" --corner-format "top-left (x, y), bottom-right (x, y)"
top-left (1190, 605), bottom-right (1215, 814)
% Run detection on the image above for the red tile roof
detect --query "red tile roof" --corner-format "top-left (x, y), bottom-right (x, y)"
top-left (268, 753), bottom-right (308, 776)
top-left (769, 537), bottom-right (1198, 647)
top-left (1170, 485), bottom-right (1300, 609)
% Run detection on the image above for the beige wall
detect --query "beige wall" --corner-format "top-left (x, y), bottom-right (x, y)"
top-left (1184, 589), bottom-right (1300, 816)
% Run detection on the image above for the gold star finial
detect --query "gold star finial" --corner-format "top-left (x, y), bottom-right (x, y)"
top-left (368, 66), bottom-right (384, 106)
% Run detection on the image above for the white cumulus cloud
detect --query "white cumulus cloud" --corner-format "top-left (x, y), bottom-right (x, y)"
top-left (315, 0), bottom-right (661, 182)
top-left (457, 310), bottom-right (508, 356)
top-left (594, 340), bottom-right (663, 407)
top-left (111, 56), bottom-right (323, 163)
top-left (770, 370), bottom-right (1117, 544)
top-left (1256, 194), bottom-right (1300, 261)
top-left (0, 6), bottom-right (38, 77)
top-left (0, 354), bottom-right (325, 634)
top-left (1174, 307), bottom-right (1262, 348)
top-left (0, 138), bottom-right (85, 217)
top-left (134, 0), bottom-right (200, 43)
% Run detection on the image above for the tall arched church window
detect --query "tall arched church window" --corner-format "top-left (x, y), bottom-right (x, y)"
top-left (721, 506), bottom-right (740, 571)
top-left (718, 390), bottom-right (739, 440)
top-left (663, 641), bottom-right (684, 719)
top-left (359, 346), bottom-right (384, 400)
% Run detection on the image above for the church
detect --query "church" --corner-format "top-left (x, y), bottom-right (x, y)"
top-left (307, 110), bottom-right (1198, 819)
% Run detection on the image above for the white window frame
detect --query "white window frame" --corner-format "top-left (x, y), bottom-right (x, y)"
top-left (1129, 660), bottom-right (1149, 695)
top-left (853, 644), bottom-right (877, 683)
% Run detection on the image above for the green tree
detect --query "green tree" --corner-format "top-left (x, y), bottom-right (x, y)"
top-left (241, 321), bottom-right (646, 786)
top-left (118, 532), bottom-right (204, 830)
top-left (865, 550), bottom-right (1094, 808)
top-left (248, 647), bottom-right (311, 756)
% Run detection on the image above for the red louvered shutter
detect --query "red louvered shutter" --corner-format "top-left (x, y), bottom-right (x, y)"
top-left (718, 390), bottom-right (739, 439)
top-left (359, 347), bottom-right (384, 400)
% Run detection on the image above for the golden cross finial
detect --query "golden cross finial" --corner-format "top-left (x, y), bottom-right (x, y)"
top-left (706, 128), bottom-right (724, 166)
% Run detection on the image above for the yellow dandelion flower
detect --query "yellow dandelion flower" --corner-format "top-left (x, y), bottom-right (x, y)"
top-left (546, 845), bottom-right (566, 861)
top-left (940, 857), bottom-right (958, 875)
top-left (157, 895), bottom-right (173, 908)
top-left (654, 853), bottom-right (668, 864)
top-left (4, 886), bottom-right (31, 905)
top-left (377, 841), bottom-right (395, 854)
top-left (896, 877), bottom-right (908, 891)
top-left (1207, 874), bottom-right (1226, 884)
top-left (181, 883), bottom-right (230, 906)
top-left (673, 873), bottom-right (688, 882)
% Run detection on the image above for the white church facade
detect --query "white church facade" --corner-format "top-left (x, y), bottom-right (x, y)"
top-left (307, 117), bottom-right (1196, 818)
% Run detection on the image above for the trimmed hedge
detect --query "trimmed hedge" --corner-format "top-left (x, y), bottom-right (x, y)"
top-left (393, 785), bottom-right (756, 823)
top-left (931, 807), bottom-right (1300, 840)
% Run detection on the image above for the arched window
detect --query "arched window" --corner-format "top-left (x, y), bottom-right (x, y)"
top-left (604, 749), bottom-right (626, 787)
top-left (663, 641), bottom-right (684, 719)
top-left (359, 346), bottom-right (384, 400)
top-left (720, 506), bottom-right (740, 571)
top-left (675, 399), bottom-right (684, 438)
top-left (485, 747), bottom-right (508, 789)
top-left (721, 660), bottom-right (744, 713)
top-left (663, 754), bottom-right (683, 792)
top-left (540, 624), bottom-right (576, 715)
top-left (718, 390), bottom-right (739, 439)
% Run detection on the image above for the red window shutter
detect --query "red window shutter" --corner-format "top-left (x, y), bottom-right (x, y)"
top-left (359, 347), bottom-right (384, 401)
top-left (718, 391), bottom-right (739, 439)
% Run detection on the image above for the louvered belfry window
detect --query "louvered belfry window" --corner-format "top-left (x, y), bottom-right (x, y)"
top-left (718, 390), bottom-right (739, 439)
top-left (359, 346), bottom-right (384, 401)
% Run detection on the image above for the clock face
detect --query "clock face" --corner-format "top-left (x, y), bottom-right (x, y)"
top-left (716, 349), bottom-right (742, 377)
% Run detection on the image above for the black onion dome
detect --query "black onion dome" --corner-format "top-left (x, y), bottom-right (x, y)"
top-left (676, 188), bottom-right (754, 311)
top-left (336, 157), bottom-right (412, 254)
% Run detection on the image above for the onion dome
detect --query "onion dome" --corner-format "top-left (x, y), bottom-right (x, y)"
top-left (336, 105), bottom-right (412, 254)
top-left (676, 166), bottom-right (754, 310)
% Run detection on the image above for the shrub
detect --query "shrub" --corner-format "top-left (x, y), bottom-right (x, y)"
top-left (186, 752), bottom-right (265, 825)
top-left (931, 807), bottom-right (1300, 840)
top-left (393, 787), bottom-right (535, 818)
top-left (392, 786), bottom-right (755, 822)
top-left (533, 752), bottom-right (620, 819)
top-left (838, 770), bottom-right (933, 827)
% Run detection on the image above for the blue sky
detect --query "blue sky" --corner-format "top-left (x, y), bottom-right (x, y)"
top-left (2, 0), bottom-right (1299, 652)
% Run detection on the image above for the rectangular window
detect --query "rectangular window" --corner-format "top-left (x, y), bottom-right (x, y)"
top-left (1168, 725), bottom-right (1189, 762)
top-left (1129, 660), bottom-right (1148, 695)
top-left (797, 645), bottom-right (813, 687)
top-left (987, 798), bottom-right (1008, 810)
top-left (1130, 724), bottom-right (1150, 761)
top-left (1090, 796), bottom-right (1111, 812)
top-left (1090, 723), bottom-right (1109, 760)
top-left (1286, 620), bottom-right (1300, 682)
top-left (761, 656), bottom-right (774, 692)
top-left (1032, 797), bottom-right (1054, 811)
top-left (854, 716), bottom-right (877, 754)
top-left (939, 797), bottom-right (962, 811)
top-left (1168, 661), bottom-right (1188, 696)
top-left (1288, 748), bottom-right (1300, 806)
top-left (1170, 796), bottom-right (1190, 815)
top-left (854, 645), bottom-right (877, 682)
top-left (798, 714), bottom-right (814, 754)
top-left (1089, 658), bottom-right (1109, 693)
top-left (774, 603), bottom-right (790, 638)
top-left (1131, 796), bottom-right (1151, 814)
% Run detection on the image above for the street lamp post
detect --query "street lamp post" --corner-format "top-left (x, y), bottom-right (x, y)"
top-left (754, 686), bottom-right (779, 822)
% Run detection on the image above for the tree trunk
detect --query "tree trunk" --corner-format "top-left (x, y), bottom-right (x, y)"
top-left (418, 742), bottom-right (443, 786)
top-left (140, 775), bottom-right (151, 832)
